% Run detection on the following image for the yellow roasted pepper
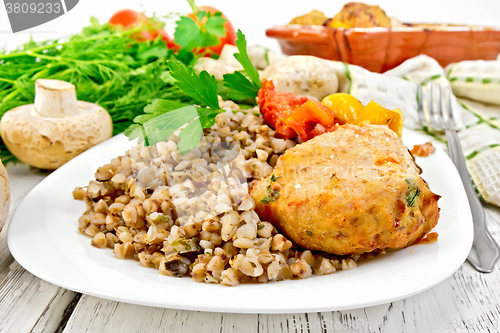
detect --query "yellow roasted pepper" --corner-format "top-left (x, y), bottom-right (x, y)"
top-left (321, 93), bottom-right (404, 137)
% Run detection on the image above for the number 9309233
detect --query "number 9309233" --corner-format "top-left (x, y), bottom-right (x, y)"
top-left (5, 2), bottom-right (62, 14)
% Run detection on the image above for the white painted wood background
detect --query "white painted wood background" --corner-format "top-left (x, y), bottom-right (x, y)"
top-left (1, 163), bottom-right (500, 333)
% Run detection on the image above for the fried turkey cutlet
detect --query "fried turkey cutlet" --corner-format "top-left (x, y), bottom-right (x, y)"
top-left (251, 124), bottom-right (440, 255)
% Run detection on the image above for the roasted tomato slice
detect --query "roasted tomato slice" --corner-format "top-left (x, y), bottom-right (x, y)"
top-left (258, 80), bottom-right (308, 139)
top-left (258, 80), bottom-right (339, 141)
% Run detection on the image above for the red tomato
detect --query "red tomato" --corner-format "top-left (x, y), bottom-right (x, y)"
top-left (109, 9), bottom-right (173, 45)
top-left (109, 9), bottom-right (144, 27)
top-left (188, 6), bottom-right (236, 56)
top-left (258, 80), bottom-right (340, 142)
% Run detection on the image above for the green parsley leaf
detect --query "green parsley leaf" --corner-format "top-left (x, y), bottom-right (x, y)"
top-left (203, 12), bottom-right (226, 37)
top-left (222, 30), bottom-right (261, 101)
top-left (144, 99), bottom-right (189, 115)
top-left (233, 30), bottom-right (261, 88)
top-left (199, 108), bottom-right (223, 128)
top-left (131, 99), bottom-right (191, 125)
top-left (128, 105), bottom-right (198, 145)
top-left (186, 0), bottom-right (198, 13)
top-left (168, 61), bottom-right (220, 109)
top-left (223, 71), bottom-right (260, 100)
top-left (174, 16), bottom-right (203, 49)
top-left (200, 33), bottom-right (220, 48)
top-left (177, 118), bottom-right (203, 154)
top-left (124, 31), bottom-right (261, 154)
top-left (306, 230), bottom-right (313, 236)
top-left (174, 9), bottom-right (227, 53)
top-left (139, 46), bottom-right (168, 62)
top-left (260, 195), bottom-right (273, 203)
top-left (159, 71), bottom-right (176, 85)
top-left (123, 124), bottom-right (139, 137)
top-left (405, 179), bottom-right (421, 207)
top-left (125, 66), bottom-right (224, 153)
top-left (261, 174), bottom-right (280, 203)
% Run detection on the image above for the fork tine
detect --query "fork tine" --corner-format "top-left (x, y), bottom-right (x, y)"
top-left (428, 81), bottom-right (439, 128)
top-left (436, 82), bottom-right (446, 128)
top-left (445, 84), bottom-right (456, 129)
top-left (417, 83), bottom-right (427, 125)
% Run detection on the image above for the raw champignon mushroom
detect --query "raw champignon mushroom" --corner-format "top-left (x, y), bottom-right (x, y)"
top-left (0, 159), bottom-right (9, 232)
top-left (0, 79), bottom-right (113, 170)
top-left (260, 55), bottom-right (340, 100)
top-left (193, 44), bottom-right (284, 80)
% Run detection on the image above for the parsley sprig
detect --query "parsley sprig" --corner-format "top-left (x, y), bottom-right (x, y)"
top-left (223, 30), bottom-right (262, 100)
top-left (125, 30), bottom-right (261, 154)
top-left (261, 174), bottom-right (281, 203)
top-left (174, 0), bottom-right (228, 57)
top-left (405, 178), bottom-right (421, 207)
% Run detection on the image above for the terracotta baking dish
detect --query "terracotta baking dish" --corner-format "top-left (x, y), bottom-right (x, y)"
top-left (266, 25), bottom-right (500, 73)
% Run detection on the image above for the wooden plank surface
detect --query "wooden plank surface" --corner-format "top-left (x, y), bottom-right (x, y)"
top-left (2, 164), bottom-right (500, 333)
top-left (0, 164), bottom-right (79, 333)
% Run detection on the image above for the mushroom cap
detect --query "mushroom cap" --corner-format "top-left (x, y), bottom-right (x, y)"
top-left (260, 55), bottom-right (340, 101)
top-left (0, 101), bottom-right (113, 170)
top-left (0, 159), bottom-right (10, 232)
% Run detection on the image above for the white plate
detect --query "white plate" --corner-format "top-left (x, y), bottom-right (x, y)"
top-left (8, 130), bottom-right (473, 314)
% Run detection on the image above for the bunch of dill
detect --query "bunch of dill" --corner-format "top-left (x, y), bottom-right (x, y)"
top-left (0, 17), bottom-right (196, 165)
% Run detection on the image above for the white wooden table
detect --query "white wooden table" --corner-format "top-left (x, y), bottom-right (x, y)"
top-left (0, 162), bottom-right (499, 333)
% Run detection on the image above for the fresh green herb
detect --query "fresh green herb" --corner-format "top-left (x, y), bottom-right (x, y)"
top-left (127, 105), bottom-right (199, 145)
top-left (330, 173), bottom-right (337, 179)
top-left (177, 117), bottom-right (204, 154)
top-left (222, 30), bottom-right (262, 101)
top-left (257, 224), bottom-right (265, 230)
top-left (249, 261), bottom-right (257, 268)
top-left (260, 195), bottom-right (275, 204)
top-left (405, 179), bottom-right (421, 207)
top-left (306, 230), bottom-right (313, 237)
top-left (0, 17), bottom-right (198, 164)
top-left (127, 99), bottom-right (190, 126)
top-left (232, 30), bottom-right (261, 89)
top-left (125, 30), bottom-right (262, 154)
top-left (126, 61), bottom-right (224, 153)
top-left (175, 1), bottom-right (227, 56)
top-left (0, 1), bottom-right (235, 165)
top-left (223, 71), bottom-right (260, 100)
top-left (261, 174), bottom-right (280, 203)
top-left (153, 213), bottom-right (171, 224)
top-left (168, 61), bottom-right (220, 109)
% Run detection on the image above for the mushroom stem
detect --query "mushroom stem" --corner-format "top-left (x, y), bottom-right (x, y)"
top-left (34, 79), bottom-right (79, 118)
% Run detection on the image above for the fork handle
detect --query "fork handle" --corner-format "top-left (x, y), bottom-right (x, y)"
top-left (445, 129), bottom-right (500, 273)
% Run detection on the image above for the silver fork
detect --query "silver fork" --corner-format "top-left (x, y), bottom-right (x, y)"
top-left (417, 81), bottom-right (500, 273)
